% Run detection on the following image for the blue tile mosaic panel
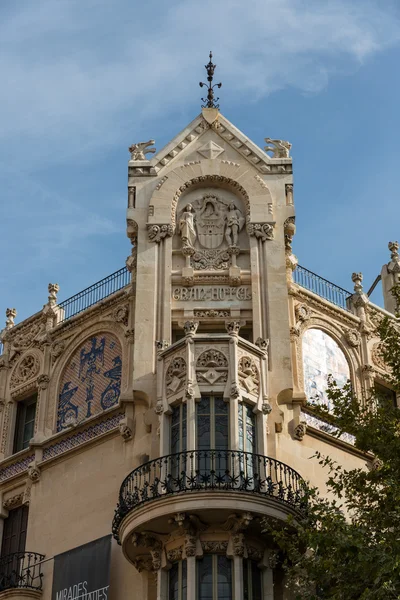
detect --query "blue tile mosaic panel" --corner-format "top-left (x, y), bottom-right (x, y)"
top-left (57, 334), bottom-right (122, 431)
top-left (302, 328), bottom-right (349, 411)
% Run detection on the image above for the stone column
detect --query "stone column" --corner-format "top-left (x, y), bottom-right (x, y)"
top-left (186, 556), bottom-right (197, 600)
top-left (156, 568), bottom-right (168, 600)
top-left (226, 321), bottom-right (241, 450)
top-left (262, 567), bottom-right (274, 600)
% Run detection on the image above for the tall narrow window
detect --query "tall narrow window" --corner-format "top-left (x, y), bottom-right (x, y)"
top-left (169, 560), bottom-right (187, 600)
top-left (197, 396), bottom-right (229, 477)
top-left (243, 559), bottom-right (262, 600)
top-left (13, 395), bottom-right (37, 454)
top-left (170, 404), bottom-right (187, 480)
top-left (197, 555), bottom-right (232, 600)
top-left (375, 382), bottom-right (397, 407)
top-left (0, 505), bottom-right (29, 585)
top-left (238, 402), bottom-right (256, 454)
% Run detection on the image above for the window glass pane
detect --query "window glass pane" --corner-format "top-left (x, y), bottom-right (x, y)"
top-left (182, 559), bottom-right (187, 600)
top-left (243, 558), bottom-right (250, 600)
top-left (198, 397), bottom-right (211, 414)
top-left (215, 397), bottom-right (228, 414)
top-left (251, 560), bottom-right (262, 600)
top-left (214, 413), bottom-right (228, 450)
top-left (375, 383), bottom-right (396, 407)
top-left (198, 555), bottom-right (213, 600)
top-left (217, 555), bottom-right (232, 600)
top-left (169, 563), bottom-right (179, 600)
top-left (245, 405), bottom-right (256, 453)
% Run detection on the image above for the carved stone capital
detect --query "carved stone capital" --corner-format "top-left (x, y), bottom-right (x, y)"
top-left (225, 320), bottom-right (242, 336)
top-left (231, 532), bottom-right (245, 557)
top-left (147, 224), bottom-right (174, 243)
top-left (184, 534), bottom-right (197, 558)
top-left (255, 337), bottom-right (269, 352)
top-left (247, 222), bottom-right (275, 242)
top-left (183, 320), bottom-right (198, 337)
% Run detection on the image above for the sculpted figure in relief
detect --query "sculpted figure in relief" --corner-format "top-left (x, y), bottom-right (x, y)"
top-left (225, 202), bottom-right (244, 247)
top-left (179, 204), bottom-right (197, 250)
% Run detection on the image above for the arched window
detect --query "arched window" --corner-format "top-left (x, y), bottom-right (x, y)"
top-left (302, 328), bottom-right (350, 411)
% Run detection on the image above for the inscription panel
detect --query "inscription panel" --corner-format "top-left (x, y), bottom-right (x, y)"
top-left (172, 286), bottom-right (252, 302)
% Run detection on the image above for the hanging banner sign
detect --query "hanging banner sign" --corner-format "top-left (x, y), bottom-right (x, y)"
top-left (52, 535), bottom-right (111, 600)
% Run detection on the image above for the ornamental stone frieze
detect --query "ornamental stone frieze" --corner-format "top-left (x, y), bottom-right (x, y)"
top-left (112, 304), bottom-right (129, 326)
top-left (147, 224), bottom-right (174, 243)
top-left (247, 222), bottom-right (275, 242)
top-left (10, 353), bottom-right (41, 389)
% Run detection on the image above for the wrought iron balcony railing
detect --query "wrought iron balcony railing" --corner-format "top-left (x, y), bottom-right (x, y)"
top-left (0, 551), bottom-right (44, 592)
top-left (112, 449), bottom-right (307, 542)
top-left (293, 265), bottom-right (352, 311)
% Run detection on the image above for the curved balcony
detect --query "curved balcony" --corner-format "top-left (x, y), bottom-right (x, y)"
top-left (0, 552), bottom-right (44, 598)
top-left (112, 450), bottom-right (307, 547)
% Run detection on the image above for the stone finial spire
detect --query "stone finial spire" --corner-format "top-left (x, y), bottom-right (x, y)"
top-left (350, 272), bottom-right (369, 319)
top-left (5, 308), bottom-right (17, 330)
top-left (351, 272), bottom-right (364, 294)
top-left (381, 241), bottom-right (400, 314)
top-left (48, 283), bottom-right (59, 307)
top-left (199, 51), bottom-right (222, 109)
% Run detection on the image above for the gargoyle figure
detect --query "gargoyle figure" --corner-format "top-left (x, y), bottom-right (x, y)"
top-left (128, 140), bottom-right (156, 161)
top-left (264, 138), bottom-right (292, 158)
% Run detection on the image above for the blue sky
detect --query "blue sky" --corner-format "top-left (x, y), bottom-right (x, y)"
top-left (1, 0), bottom-right (399, 322)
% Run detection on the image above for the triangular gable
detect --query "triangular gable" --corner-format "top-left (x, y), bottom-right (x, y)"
top-left (129, 113), bottom-right (292, 176)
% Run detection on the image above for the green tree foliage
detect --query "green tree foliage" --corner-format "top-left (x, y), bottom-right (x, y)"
top-left (263, 287), bottom-right (400, 599)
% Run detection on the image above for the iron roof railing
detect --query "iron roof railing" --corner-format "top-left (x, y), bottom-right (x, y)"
top-left (58, 266), bottom-right (131, 322)
top-left (293, 264), bottom-right (352, 311)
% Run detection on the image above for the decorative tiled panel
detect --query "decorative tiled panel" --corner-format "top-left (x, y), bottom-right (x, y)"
top-left (302, 410), bottom-right (355, 446)
top-left (302, 328), bottom-right (349, 411)
top-left (57, 333), bottom-right (122, 431)
top-left (43, 412), bottom-right (123, 461)
top-left (0, 455), bottom-right (34, 482)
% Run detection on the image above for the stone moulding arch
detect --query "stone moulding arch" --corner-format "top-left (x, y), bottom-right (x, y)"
top-left (46, 321), bottom-right (127, 433)
top-left (148, 160), bottom-right (273, 228)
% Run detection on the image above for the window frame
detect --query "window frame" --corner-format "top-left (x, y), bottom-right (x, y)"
top-left (13, 393), bottom-right (37, 454)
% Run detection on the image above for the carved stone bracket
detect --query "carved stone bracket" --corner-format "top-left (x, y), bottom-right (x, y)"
top-left (28, 461), bottom-right (41, 483)
top-left (247, 222), bottom-right (275, 242)
top-left (37, 374), bottom-right (50, 390)
top-left (255, 337), bottom-right (269, 352)
top-left (294, 421), bottom-right (307, 441)
top-left (183, 321), bottom-right (199, 337)
top-left (147, 224), bottom-right (174, 243)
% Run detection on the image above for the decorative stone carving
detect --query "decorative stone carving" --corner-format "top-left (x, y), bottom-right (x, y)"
top-left (10, 354), bottom-right (40, 389)
top-left (132, 556), bottom-right (154, 572)
top-left (230, 383), bottom-right (240, 398)
top-left (192, 248), bottom-right (231, 270)
top-left (125, 329), bottom-right (135, 343)
top-left (295, 303), bottom-right (311, 323)
top-left (388, 241), bottom-right (400, 274)
top-left (371, 457), bottom-right (383, 471)
top-left (202, 541), bottom-right (228, 553)
top-left (165, 357), bottom-right (186, 397)
top-left (231, 533), bottom-right (245, 557)
top-left (129, 140), bottom-right (156, 161)
top-left (351, 272), bottom-right (369, 309)
top-left (37, 374), bottom-right (50, 390)
top-left (284, 217), bottom-right (296, 253)
top-left (119, 418), bottom-right (134, 442)
top-left (294, 421), bottom-right (307, 441)
top-left (171, 176), bottom-right (250, 229)
top-left (196, 349), bottom-right (229, 385)
top-left (262, 401), bottom-right (272, 415)
top-left (155, 340), bottom-right (169, 353)
top-left (112, 305), bottom-right (129, 326)
top-left (154, 400), bottom-right (163, 415)
top-left (51, 340), bottom-right (65, 361)
top-left (371, 342), bottom-right (386, 371)
top-left (194, 310), bottom-right (230, 318)
top-left (225, 321), bottom-right (241, 336)
top-left (197, 140), bottom-right (224, 159)
top-left (238, 356), bottom-right (260, 395)
top-left (5, 308), bottom-right (17, 330)
top-left (167, 548), bottom-right (183, 562)
top-left (147, 224), bottom-right (174, 243)
top-left (247, 222), bottom-right (274, 242)
top-left (344, 329), bottom-right (361, 348)
top-left (186, 382), bottom-right (195, 400)
top-left (183, 321), bottom-right (198, 337)
top-left (285, 183), bottom-right (294, 205)
top-left (255, 337), bottom-right (269, 352)
top-left (28, 461), bottom-right (41, 483)
top-left (184, 534), bottom-right (197, 558)
top-left (264, 138), bottom-right (292, 158)
top-left (47, 283), bottom-right (60, 307)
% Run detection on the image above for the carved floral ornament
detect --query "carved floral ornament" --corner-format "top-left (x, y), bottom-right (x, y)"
top-left (247, 222), bottom-right (275, 242)
top-left (147, 224), bottom-right (174, 243)
top-left (371, 341), bottom-right (386, 371)
top-left (165, 356), bottom-right (187, 397)
top-left (344, 328), bottom-right (361, 348)
top-left (238, 356), bottom-right (260, 395)
top-left (10, 353), bottom-right (40, 389)
top-left (196, 349), bottom-right (229, 385)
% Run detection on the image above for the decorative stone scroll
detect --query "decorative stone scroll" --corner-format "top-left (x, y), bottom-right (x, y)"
top-left (247, 222), bottom-right (275, 242)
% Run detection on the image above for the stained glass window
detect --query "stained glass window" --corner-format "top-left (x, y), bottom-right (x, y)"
top-left (197, 555), bottom-right (232, 600)
top-left (169, 561), bottom-right (187, 600)
top-left (171, 404), bottom-right (187, 454)
top-left (238, 402), bottom-right (256, 454)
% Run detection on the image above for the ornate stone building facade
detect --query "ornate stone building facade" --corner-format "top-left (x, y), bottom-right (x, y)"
top-left (0, 89), bottom-right (398, 599)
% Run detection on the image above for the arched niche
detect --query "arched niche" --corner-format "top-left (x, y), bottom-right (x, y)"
top-left (56, 332), bottom-right (122, 431)
top-left (302, 328), bottom-right (350, 411)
